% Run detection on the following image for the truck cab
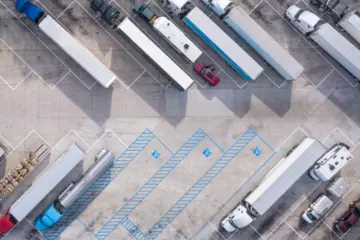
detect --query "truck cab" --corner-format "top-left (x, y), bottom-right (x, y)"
top-left (221, 205), bottom-right (254, 232)
top-left (285, 5), bottom-right (323, 34)
top-left (201, 0), bottom-right (233, 17)
top-left (302, 194), bottom-right (333, 223)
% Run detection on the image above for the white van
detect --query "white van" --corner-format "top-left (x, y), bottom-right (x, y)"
top-left (302, 194), bottom-right (334, 223)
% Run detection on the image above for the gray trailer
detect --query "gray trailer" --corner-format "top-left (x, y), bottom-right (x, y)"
top-left (286, 6), bottom-right (360, 81)
top-left (338, 11), bottom-right (360, 45)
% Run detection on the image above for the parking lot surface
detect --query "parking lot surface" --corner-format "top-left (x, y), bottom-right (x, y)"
top-left (0, 0), bottom-right (360, 239)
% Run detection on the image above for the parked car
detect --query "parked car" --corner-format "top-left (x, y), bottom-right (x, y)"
top-left (302, 194), bottom-right (334, 224)
top-left (335, 198), bottom-right (360, 233)
top-left (194, 63), bottom-right (220, 86)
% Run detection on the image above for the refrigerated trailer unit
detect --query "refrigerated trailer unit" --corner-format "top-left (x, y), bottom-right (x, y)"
top-left (202, 0), bottom-right (304, 80)
top-left (0, 144), bottom-right (85, 236)
top-left (221, 138), bottom-right (326, 232)
top-left (115, 17), bottom-right (194, 90)
top-left (183, 7), bottom-right (264, 80)
top-left (16, 0), bottom-right (117, 88)
top-left (286, 6), bottom-right (360, 81)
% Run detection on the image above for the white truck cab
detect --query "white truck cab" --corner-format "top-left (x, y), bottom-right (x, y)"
top-left (221, 205), bottom-right (254, 232)
top-left (162, 0), bottom-right (191, 16)
top-left (285, 5), bottom-right (322, 34)
top-left (309, 143), bottom-right (352, 181)
top-left (302, 194), bottom-right (333, 223)
top-left (201, 0), bottom-right (233, 16)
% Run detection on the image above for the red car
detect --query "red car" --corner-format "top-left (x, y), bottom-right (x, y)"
top-left (194, 64), bottom-right (220, 86)
top-left (335, 199), bottom-right (360, 233)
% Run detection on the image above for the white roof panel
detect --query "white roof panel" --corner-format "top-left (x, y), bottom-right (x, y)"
top-left (38, 16), bottom-right (117, 88)
top-left (117, 18), bottom-right (193, 90)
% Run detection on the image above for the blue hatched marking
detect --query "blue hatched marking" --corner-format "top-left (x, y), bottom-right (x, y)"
top-left (95, 129), bottom-right (207, 240)
top-left (41, 129), bottom-right (156, 240)
top-left (145, 129), bottom-right (258, 239)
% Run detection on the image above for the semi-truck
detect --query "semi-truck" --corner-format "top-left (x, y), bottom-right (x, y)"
top-left (221, 138), bottom-right (326, 232)
top-left (0, 144), bottom-right (85, 236)
top-left (91, 0), bottom-right (194, 91)
top-left (285, 6), bottom-right (360, 81)
top-left (183, 7), bottom-right (264, 80)
top-left (15, 0), bottom-right (117, 88)
top-left (202, 0), bottom-right (304, 81)
top-left (134, 4), bottom-right (202, 63)
top-left (34, 149), bottom-right (115, 230)
top-left (310, 0), bottom-right (360, 45)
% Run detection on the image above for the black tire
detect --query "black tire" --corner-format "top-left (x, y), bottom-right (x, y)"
top-left (286, 144), bottom-right (298, 157)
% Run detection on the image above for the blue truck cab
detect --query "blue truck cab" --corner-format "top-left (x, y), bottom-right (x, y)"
top-left (15, 0), bottom-right (44, 24)
top-left (34, 204), bottom-right (63, 230)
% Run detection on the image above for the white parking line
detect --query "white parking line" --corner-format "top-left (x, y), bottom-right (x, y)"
top-left (314, 68), bottom-right (335, 88)
top-left (56, 0), bottom-right (76, 19)
top-left (207, 221), bottom-right (226, 240)
top-left (250, 224), bottom-right (266, 240)
top-left (284, 221), bottom-right (305, 239)
top-left (248, 0), bottom-right (264, 15)
top-left (263, 0), bottom-right (357, 88)
top-left (124, 69), bottom-right (146, 89)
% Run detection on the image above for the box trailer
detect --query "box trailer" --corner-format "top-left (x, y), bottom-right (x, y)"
top-left (202, 0), bottom-right (304, 80)
top-left (286, 6), bottom-right (360, 81)
top-left (0, 145), bottom-right (85, 236)
top-left (16, 0), bottom-right (117, 88)
top-left (338, 11), bottom-right (360, 45)
top-left (115, 17), bottom-right (194, 90)
top-left (183, 7), bottom-right (263, 80)
top-left (221, 138), bottom-right (326, 232)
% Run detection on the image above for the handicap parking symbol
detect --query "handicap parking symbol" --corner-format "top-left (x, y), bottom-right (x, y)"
top-left (253, 147), bottom-right (262, 157)
top-left (151, 149), bottom-right (160, 160)
top-left (203, 148), bottom-right (212, 158)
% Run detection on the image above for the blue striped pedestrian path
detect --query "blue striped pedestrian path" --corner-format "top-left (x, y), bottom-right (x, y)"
top-left (95, 129), bottom-right (207, 240)
top-left (145, 129), bottom-right (257, 239)
top-left (42, 129), bottom-right (155, 240)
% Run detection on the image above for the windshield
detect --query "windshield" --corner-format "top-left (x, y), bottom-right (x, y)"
top-left (306, 212), bottom-right (317, 221)
top-left (206, 72), bottom-right (214, 78)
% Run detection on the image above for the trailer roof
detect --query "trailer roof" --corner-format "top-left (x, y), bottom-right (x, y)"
top-left (117, 18), bottom-right (194, 90)
top-left (184, 7), bottom-right (263, 80)
top-left (225, 7), bottom-right (304, 80)
top-left (38, 16), bottom-right (117, 88)
top-left (9, 145), bottom-right (84, 222)
top-left (245, 138), bottom-right (326, 215)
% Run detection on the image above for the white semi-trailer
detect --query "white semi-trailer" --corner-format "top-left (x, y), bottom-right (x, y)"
top-left (16, 0), bottom-right (117, 88)
top-left (338, 11), bottom-right (360, 45)
top-left (183, 7), bottom-right (264, 80)
top-left (221, 138), bottom-right (326, 232)
top-left (202, 0), bottom-right (304, 81)
top-left (0, 144), bottom-right (85, 236)
top-left (286, 6), bottom-right (360, 81)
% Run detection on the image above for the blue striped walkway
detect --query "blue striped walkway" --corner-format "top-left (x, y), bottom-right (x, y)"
top-left (42, 129), bottom-right (156, 240)
top-left (95, 129), bottom-right (207, 240)
top-left (145, 128), bottom-right (257, 239)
